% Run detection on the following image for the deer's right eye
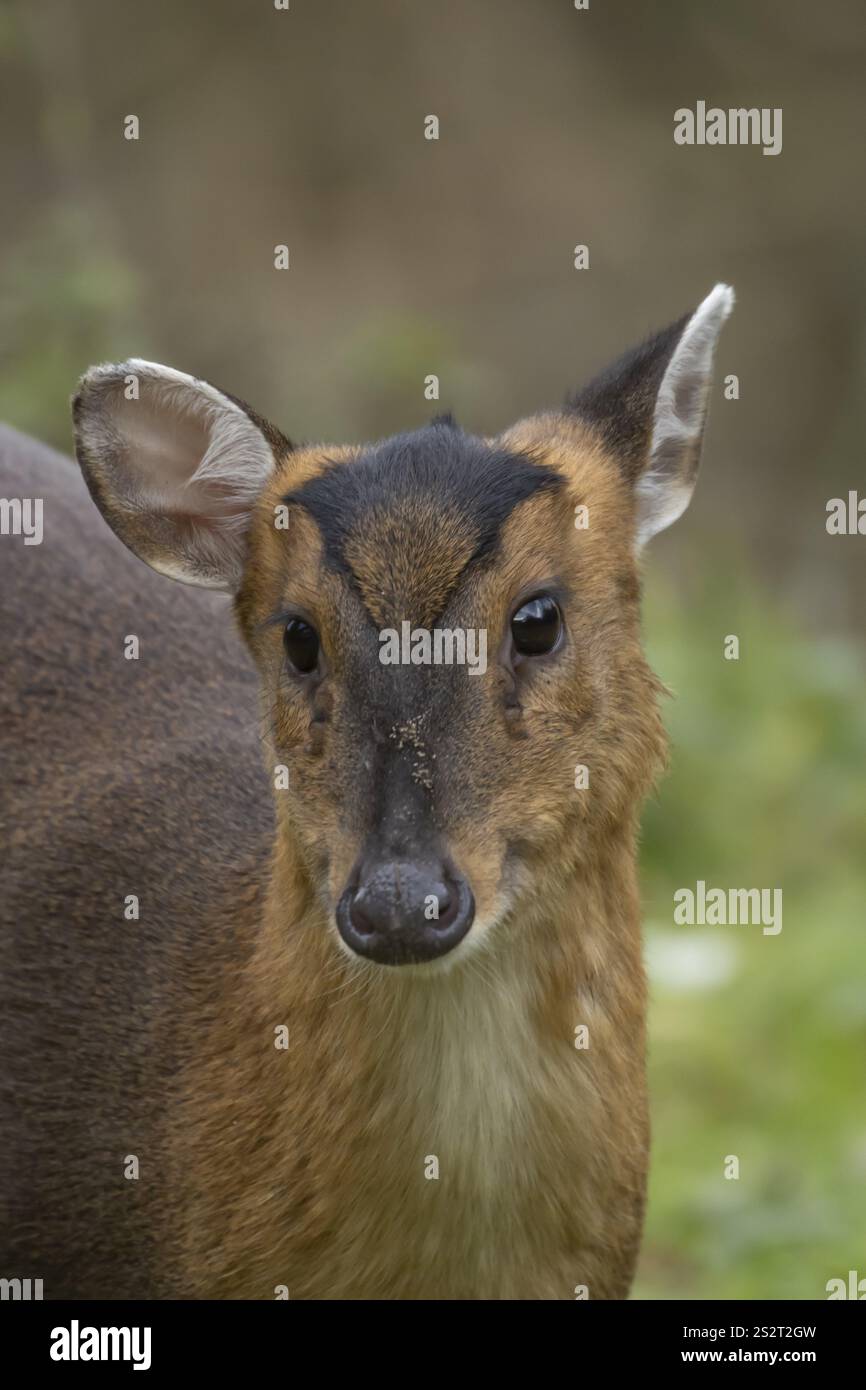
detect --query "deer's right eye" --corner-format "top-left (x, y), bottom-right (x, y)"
top-left (283, 617), bottom-right (320, 673)
top-left (510, 594), bottom-right (562, 657)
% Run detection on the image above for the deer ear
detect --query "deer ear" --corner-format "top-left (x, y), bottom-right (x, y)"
top-left (569, 284), bottom-right (734, 547)
top-left (72, 360), bottom-right (290, 589)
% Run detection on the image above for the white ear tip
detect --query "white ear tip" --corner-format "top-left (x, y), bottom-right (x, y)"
top-left (702, 282), bottom-right (735, 321)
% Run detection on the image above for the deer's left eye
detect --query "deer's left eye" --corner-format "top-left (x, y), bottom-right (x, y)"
top-left (284, 617), bottom-right (320, 673)
top-left (510, 595), bottom-right (562, 657)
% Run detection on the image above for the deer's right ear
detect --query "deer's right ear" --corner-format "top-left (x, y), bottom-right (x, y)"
top-left (72, 360), bottom-right (290, 590)
top-left (568, 284), bottom-right (734, 548)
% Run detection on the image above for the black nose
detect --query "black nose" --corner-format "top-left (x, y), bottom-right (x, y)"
top-left (336, 859), bottom-right (475, 965)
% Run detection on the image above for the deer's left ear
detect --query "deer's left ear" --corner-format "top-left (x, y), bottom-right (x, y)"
top-left (569, 283), bottom-right (734, 547)
top-left (72, 360), bottom-right (291, 590)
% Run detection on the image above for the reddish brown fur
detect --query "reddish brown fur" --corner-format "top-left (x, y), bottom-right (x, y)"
top-left (168, 414), bottom-right (666, 1299)
top-left (2, 288), bottom-right (731, 1298)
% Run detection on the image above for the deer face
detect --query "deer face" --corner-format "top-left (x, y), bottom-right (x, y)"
top-left (73, 285), bottom-right (733, 968)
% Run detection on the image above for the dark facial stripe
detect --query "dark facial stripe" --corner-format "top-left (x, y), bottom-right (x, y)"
top-left (283, 422), bottom-right (564, 578)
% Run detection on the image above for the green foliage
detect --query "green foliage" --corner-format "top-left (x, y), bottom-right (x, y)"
top-left (634, 565), bottom-right (866, 1299)
top-left (0, 211), bottom-right (140, 447)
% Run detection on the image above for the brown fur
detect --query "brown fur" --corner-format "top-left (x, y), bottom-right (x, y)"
top-left (0, 414), bottom-right (663, 1299)
top-left (1, 290), bottom-right (730, 1298)
top-left (167, 414), bottom-right (666, 1300)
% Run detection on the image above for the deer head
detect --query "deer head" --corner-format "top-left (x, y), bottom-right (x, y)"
top-left (73, 284), bottom-right (733, 968)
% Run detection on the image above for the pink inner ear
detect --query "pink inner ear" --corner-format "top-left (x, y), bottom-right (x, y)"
top-left (108, 386), bottom-right (210, 502)
top-left (73, 359), bottom-right (277, 591)
top-left (104, 375), bottom-right (269, 526)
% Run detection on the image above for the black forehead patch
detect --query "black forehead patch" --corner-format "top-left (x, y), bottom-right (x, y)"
top-left (284, 422), bottom-right (563, 573)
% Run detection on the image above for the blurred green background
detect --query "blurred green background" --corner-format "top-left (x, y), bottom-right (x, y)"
top-left (1, 0), bottom-right (863, 1299)
top-left (637, 575), bottom-right (865, 1298)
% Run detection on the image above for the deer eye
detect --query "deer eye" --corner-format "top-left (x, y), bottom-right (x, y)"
top-left (283, 617), bottom-right (320, 673)
top-left (510, 595), bottom-right (562, 657)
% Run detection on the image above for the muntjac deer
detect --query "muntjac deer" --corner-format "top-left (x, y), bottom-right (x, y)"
top-left (0, 285), bottom-right (733, 1299)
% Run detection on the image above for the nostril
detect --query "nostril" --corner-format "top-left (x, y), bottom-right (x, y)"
top-left (428, 878), bottom-right (464, 934)
top-left (428, 880), bottom-right (455, 929)
top-left (348, 887), bottom-right (378, 937)
top-left (337, 860), bottom-right (475, 965)
top-left (442, 876), bottom-right (474, 940)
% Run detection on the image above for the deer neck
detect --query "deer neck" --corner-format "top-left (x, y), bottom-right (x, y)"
top-left (253, 822), bottom-right (646, 1102)
top-left (179, 821), bottom-right (647, 1298)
